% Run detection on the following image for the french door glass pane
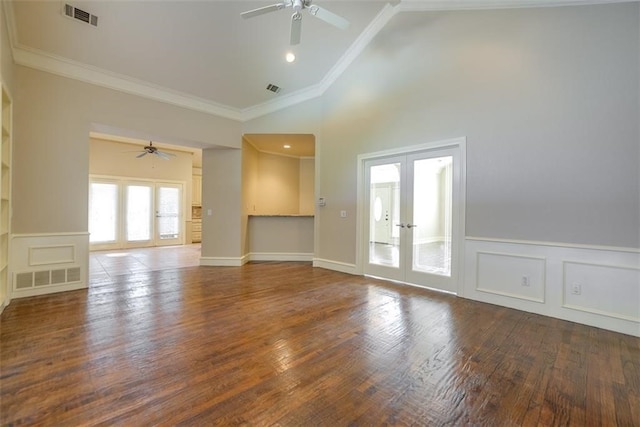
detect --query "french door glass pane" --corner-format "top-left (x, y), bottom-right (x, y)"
top-left (369, 163), bottom-right (401, 268)
top-left (126, 185), bottom-right (151, 241)
top-left (89, 182), bottom-right (118, 243)
top-left (157, 187), bottom-right (180, 240)
top-left (411, 156), bottom-right (452, 277)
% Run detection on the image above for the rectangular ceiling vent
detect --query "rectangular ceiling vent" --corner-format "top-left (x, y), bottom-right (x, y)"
top-left (266, 84), bottom-right (281, 94)
top-left (63, 3), bottom-right (98, 27)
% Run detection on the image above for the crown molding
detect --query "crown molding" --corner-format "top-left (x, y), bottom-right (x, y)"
top-left (4, 0), bottom-right (634, 123)
top-left (11, 45), bottom-right (244, 121)
top-left (398, 0), bottom-right (637, 11)
top-left (318, 3), bottom-right (399, 94)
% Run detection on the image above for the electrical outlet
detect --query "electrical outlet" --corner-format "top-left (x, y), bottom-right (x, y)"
top-left (521, 276), bottom-right (529, 287)
top-left (340, 210), bottom-right (347, 218)
top-left (571, 284), bottom-right (582, 295)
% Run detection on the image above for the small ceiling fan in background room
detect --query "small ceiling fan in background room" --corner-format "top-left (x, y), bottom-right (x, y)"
top-left (134, 142), bottom-right (176, 160)
top-left (241, 0), bottom-right (350, 45)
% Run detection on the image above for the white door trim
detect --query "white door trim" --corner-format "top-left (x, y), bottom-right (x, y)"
top-left (356, 137), bottom-right (467, 295)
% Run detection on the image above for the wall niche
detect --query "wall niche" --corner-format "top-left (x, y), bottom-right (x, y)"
top-left (243, 134), bottom-right (315, 216)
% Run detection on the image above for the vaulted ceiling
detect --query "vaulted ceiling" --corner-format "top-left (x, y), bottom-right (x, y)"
top-left (5, 0), bottom-right (624, 122)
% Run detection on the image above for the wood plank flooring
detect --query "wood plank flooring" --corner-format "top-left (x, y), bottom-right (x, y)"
top-left (1, 262), bottom-right (639, 425)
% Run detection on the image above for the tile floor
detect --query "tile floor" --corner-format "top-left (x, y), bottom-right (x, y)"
top-left (90, 244), bottom-right (201, 283)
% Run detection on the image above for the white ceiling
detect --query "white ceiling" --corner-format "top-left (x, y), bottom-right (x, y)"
top-left (8, 1), bottom-right (388, 113)
top-left (6, 0), bottom-right (627, 121)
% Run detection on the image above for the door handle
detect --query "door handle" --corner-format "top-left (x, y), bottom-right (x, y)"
top-left (407, 224), bottom-right (418, 229)
top-left (395, 223), bottom-right (405, 228)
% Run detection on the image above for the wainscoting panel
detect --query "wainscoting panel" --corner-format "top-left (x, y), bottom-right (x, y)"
top-left (563, 261), bottom-right (640, 322)
top-left (11, 233), bottom-right (89, 298)
top-left (476, 251), bottom-right (546, 303)
top-left (465, 238), bottom-right (640, 337)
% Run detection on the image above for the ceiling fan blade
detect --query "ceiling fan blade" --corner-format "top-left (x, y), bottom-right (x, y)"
top-left (155, 151), bottom-right (173, 160)
top-left (136, 152), bottom-right (148, 158)
top-left (290, 12), bottom-right (302, 45)
top-left (308, 5), bottom-right (349, 30)
top-left (241, 2), bottom-right (290, 19)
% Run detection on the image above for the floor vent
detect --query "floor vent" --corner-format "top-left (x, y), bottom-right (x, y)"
top-left (63, 3), bottom-right (99, 27)
top-left (14, 267), bottom-right (82, 290)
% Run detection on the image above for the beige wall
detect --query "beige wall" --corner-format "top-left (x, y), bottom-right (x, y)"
top-left (1, 4), bottom-right (14, 94)
top-left (242, 139), bottom-right (259, 255)
top-left (257, 152), bottom-right (300, 215)
top-left (202, 147), bottom-right (242, 258)
top-left (243, 142), bottom-right (315, 215)
top-left (299, 158), bottom-right (315, 215)
top-left (248, 216), bottom-right (314, 254)
top-left (12, 66), bottom-right (241, 235)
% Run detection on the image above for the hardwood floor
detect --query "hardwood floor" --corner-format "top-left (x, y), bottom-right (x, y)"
top-left (1, 262), bottom-right (639, 425)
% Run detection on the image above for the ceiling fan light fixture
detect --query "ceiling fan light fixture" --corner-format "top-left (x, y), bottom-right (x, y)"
top-left (241, 0), bottom-right (350, 46)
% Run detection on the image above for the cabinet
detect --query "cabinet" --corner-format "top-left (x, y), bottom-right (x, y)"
top-left (192, 220), bottom-right (202, 243)
top-left (0, 86), bottom-right (11, 308)
top-left (192, 175), bottom-right (202, 206)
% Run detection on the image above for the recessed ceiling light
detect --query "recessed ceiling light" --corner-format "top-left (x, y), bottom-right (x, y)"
top-left (285, 52), bottom-right (296, 63)
top-left (283, 144), bottom-right (291, 149)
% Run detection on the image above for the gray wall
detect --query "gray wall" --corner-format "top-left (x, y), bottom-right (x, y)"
top-left (246, 3), bottom-right (640, 263)
top-left (313, 3), bottom-right (639, 263)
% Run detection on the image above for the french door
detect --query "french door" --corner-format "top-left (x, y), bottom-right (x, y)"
top-left (363, 146), bottom-right (462, 293)
top-left (89, 177), bottom-right (184, 250)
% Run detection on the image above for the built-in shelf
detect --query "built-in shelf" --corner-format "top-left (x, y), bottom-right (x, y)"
top-left (1, 85), bottom-right (12, 308)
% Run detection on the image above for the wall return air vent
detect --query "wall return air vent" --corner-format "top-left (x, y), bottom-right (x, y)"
top-left (266, 84), bottom-right (282, 94)
top-left (63, 3), bottom-right (98, 27)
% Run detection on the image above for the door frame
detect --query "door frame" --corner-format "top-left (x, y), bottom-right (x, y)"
top-left (355, 137), bottom-right (467, 295)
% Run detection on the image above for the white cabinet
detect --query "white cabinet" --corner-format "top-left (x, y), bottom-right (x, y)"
top-left (192, 175), bottom-right (202, 206)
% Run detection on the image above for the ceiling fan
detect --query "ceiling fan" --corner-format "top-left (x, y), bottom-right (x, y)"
top-left (135, 142), bottom-right (176, 160)
top-left (241, 0), bottom-right (350, 45)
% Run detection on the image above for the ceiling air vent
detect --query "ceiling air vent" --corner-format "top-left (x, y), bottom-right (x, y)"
top-left (266, 84), bottom-right (281, 94)
top-left (63, 3), bottom-right (98, 27)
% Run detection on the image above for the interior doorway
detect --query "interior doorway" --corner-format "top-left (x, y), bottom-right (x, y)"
top-left (359, 138), bottom-right (465, 294)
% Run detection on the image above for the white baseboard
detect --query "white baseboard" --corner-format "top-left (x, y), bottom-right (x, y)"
top-left (313, 258), bottom-right (358, 275)
top-left (199, 256), bottom-right (247, 267)
top-left (464, 237), bottom-right (640, 337)
top-left (10, 282), bottom-right (87, 298)
top-left (248, 252), bottom-right (313, 262)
